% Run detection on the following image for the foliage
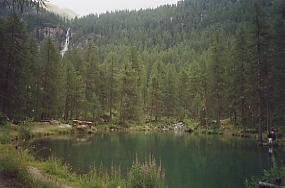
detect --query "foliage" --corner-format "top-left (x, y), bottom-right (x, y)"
top-left (0, 135), bottom-right (11, 144)
top-left (40, 155), bottom-right (165, 188)
top-left (0, 112), bottom-right (8, 125)
top-left (0, 145), bottom-right (64, 188)
top-left (0, 0), bottom-right (285, 135)
top-left (18, 126), bottom-right (33, 139)
top-left (41, 157), bottom-right (77, 183)
top-left (128, 157), bottom-right (165, 188)
top-left (246, 160), bottom-right (285, 188)
top-left (0, 151), bottom-right (34, 187)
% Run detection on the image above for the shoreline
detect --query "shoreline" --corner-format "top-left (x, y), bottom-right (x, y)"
top-left (1, 121), bottom-right (284, 188)
top-left (2, 120), bottom-right (284, 146)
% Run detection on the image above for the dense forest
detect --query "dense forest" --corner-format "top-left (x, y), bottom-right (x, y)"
top-left (0, 0), bottom-right (285, 141)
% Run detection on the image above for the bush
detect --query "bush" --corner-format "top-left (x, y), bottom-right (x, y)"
top-left (128, 157), bottom-right (165, 188)
top-left (41, 156), bottom-right (165, 188)
top-left (0, 112), bottom-right (8, 126)
top-left (246, 161), bottom-right (285, 188)
top-left (41, 157), bottom-right (75, 181)
top-left (0, 147), bottom-right (34, 188)
top-left (80, 165), bottom-right (126, 188)
top-left (0, 135), bottom-right (11, 144)
top-left (0, 144), bottom-right (166, 188)
top-left (19, 126), bottom-right (32, 139)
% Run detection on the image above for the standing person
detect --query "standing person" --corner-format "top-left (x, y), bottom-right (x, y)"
top-left (268, 129), bottom-right (276, 144)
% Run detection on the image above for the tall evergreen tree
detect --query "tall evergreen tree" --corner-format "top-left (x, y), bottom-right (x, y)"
top-left (102, 52), bottom-right (119, 122)
top-left (39, 37), bottom-right (62, 120)
top-left (148, 60), bottom-right (165, 121)
top-left (208, 32), bottom-right (226, 127)
top-left (249, 2), bottom-right (269, 142)
top-left (119, 48), bottom-right (144, 123)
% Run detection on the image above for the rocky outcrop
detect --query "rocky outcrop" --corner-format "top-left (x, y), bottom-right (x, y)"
top-left (33, 25), bottom-right (68, 49)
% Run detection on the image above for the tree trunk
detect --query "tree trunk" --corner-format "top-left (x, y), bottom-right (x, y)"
top-left (109, 57), bottom-right (114, 122)
top-left (256, 11), bottom-right (263, 143)
top-left (64, 96), bottom-right (69, 121)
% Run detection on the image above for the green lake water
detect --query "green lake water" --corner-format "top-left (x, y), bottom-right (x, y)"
top-left (30, 132), bottom-right (285, 188)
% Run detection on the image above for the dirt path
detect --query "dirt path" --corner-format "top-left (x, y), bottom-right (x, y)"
top-left (0, 174), bottom-right (17, 188)
top-left (27, 166), bottom-right (77, 188)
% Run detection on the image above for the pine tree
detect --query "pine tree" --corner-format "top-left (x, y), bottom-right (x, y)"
top-left (148, 60), bottom-right (165, 121)
top-left (83, 43), bottom-right (101, 120)
top-left (208, 32), bottom-right (226, 127)
top-left (119, 48), bottom-right (144, 123)
top-left (162, 64), bottom-right (177, 118)
top-left (23, 37), bottom-right (40, 119)
top-left (0, 14), bottom-right (32, 120)
top-left (39, 37), bottom-right (63, 120)
top-left (177, 69), bottom-right (190, 119)
top-left (266, 3), bottom-right (285, 127)
top-left (102, 52), bottom-right (119, 122)
top-left (229, 24), bottom-right (251, 128)
top-left (249, 2), bottom-right (269, 142)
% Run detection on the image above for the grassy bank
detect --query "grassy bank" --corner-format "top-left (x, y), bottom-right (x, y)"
top-left (0, 144), bottom-right (62, 188)
top-left (0, 143), bottom-right (165, 188)
top-left (1, 118), bottom-right (284, 146)
top-left (246, 157), bottom-right (285, 188)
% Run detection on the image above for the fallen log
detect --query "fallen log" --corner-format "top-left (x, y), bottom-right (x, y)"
top-left (259, 182), bottom-right (285, 188)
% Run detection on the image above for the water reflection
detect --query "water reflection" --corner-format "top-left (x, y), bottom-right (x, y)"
top-left (29, 132), bottom-right (285, 188)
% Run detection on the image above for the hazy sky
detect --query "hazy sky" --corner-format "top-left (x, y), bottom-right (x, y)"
top-left (49, 0), bottom-right (179, 16)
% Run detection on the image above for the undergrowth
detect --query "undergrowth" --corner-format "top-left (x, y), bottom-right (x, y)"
top-left (0, 144), bottom-right (165, 188)
top-left (245, 157), bottom-right (285, 188)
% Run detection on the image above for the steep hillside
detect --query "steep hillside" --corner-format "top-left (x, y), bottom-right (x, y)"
top-left (1, 0), bottom-right (284, 134)
top-left (70, 0), bottom-right (272, 50)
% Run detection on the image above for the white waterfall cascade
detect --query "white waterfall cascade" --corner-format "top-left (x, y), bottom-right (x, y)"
top-left (60, 28), bottom-right (71, 57)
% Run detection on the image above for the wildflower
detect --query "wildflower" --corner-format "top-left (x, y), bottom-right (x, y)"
top-left (141, 166), bottom-right (149, 175)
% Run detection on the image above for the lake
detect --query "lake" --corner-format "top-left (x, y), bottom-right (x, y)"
top-left (29, 132), bottom-right (285, 188)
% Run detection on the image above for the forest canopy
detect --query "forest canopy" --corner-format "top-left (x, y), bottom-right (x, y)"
top-left (0, 0), bottom-right (284, 141)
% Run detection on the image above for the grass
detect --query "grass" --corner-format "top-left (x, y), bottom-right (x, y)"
top-left (32, 127), bottom-right (75, 137)
top-left (0, 144), bottom-right (61, 188)
top-left (39, 156), bottom-right (165, 188)
top-left (0, 135), bottom-right (11, 144)
top-left (0, 143), bottom-right (165, 188)
top-left (19, 126), bottom-right (33, 139)
top-left (246, 159), bottom-right (285, 188)
top-left (0, 123), bottom-right (14, 144)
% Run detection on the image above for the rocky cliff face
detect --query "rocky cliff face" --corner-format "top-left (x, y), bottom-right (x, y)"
top-left (33, 26), bottom-right (68, 49)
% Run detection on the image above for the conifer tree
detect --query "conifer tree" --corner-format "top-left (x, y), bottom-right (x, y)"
top-left (39, 37), bottom-right (63, 120)
top-left (249, 2), bottom-right (269, 142)
top-left (162, 64), bottom-right (177, 118)
top-left (83, 43), bottom-right (100, 120)
top-left (148, 60), bottom-right (165, 121)
top-left (229, 24), bottom-right (251, 127)
top-left (208, 32), bottom-right (226, 127)
top-left (102, 52), bottom-right (119, 122)
top-left (0, 14), bottom-right (31, 119)
top-left (119, 48), bottom-right (144, 123)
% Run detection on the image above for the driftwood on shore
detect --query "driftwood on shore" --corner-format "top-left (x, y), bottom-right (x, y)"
top-left (259, 181), bottom-right (285, 188)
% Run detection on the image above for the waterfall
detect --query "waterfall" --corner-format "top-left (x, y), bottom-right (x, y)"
top-left (60, 28), bottom-right (71, 57)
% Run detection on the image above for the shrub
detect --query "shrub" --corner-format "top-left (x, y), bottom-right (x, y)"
top-left (128, 157), bottom-right (165, 188)
top-left (0, 135), bottom-right (11, 144)
top-left (80, 165), bottom-right (127, 188)
top-left (41, 157), bottom-right (74, 181)
top-left (0, 147), bottom-right (35, 188)
top-left (18, 126), bottom-right (32, 139)
top-left (245, 162), bottom-right (285, 188)
top-left (0, 112), bottom-right (8, 126)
